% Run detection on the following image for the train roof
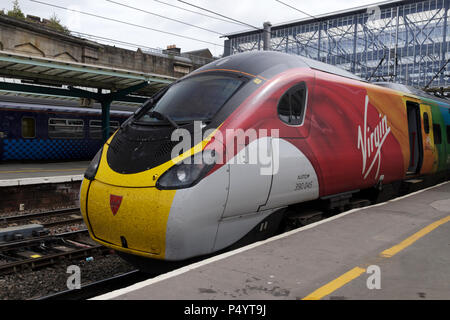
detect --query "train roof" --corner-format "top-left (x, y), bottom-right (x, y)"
top-left (0, 96), bottom-right (134, 116)
top-left (196, 52), bottom-right (450, 108)
top-left (195, 51), bottom-right (362, 81)
top-left (0, 95), bottom-right (140, 112)
top-left (375, 82), bottom-right (450, 106)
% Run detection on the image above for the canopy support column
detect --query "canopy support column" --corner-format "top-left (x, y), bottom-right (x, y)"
top-left (101, 99), bottom-right (112, 142)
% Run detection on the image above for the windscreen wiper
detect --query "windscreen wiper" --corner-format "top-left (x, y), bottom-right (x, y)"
top-left (149, 110), bottom-right (179, 129)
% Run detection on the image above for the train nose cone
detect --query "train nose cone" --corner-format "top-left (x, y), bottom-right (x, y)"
top-left (82, 179), bottom-right (176, 258)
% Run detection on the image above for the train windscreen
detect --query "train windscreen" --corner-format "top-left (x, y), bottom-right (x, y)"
top-left (136, 74), bottom-right (244, 123)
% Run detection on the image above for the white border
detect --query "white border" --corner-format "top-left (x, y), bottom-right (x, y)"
top-left (0, 174), bottom-right (83, 187)
top-left (92, 180), bottom-right (450, 300)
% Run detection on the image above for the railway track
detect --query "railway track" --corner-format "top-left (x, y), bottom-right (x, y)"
top-left (0, 207), bottom-right (82, 227)
top-left (0, 229), bottom-right (107, 276)
top-left (0, 209), bottom-right (138, 300)
top-left (0, 207), bottom-right (85, 240)
top-left (36, 270), bottom-right (152, 300)
top-left (34, 198), bottom-right (377, 300)
top-left (42, 217), bottom-right (84, 228)
top-left (2, 178), bottom-right (443, 300)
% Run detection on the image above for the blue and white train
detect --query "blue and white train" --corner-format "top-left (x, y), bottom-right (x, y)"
top-left (0, 97), bottom-right (132, 161)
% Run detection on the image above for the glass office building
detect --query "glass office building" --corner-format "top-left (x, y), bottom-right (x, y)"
top-left (224, 0), bottom-right (449, 88)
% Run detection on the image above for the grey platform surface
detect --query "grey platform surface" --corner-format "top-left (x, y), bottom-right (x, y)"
top-left (96, 182), bottom-right (450, 300)
top-left (0, 161), bottom-right (88, 184)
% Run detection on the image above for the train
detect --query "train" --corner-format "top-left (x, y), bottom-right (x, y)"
top-left (79, 51), bottom-right (450, 271)
top-left (0, 97), bottom-right (132, 161)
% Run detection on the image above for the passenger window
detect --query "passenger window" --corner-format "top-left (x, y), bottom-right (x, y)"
top-left (423, 112), bottom-right (430, 134)
top-left (22, 117), bottom-right (35, 138)
top-left (89, 120), bottom-right (120, 139)
top-left (277, 82), bottom-right (307, 125)
top-left (48, 118), bottom-right (84, 139)
top-left (433, 124), bottom-right (442, 145)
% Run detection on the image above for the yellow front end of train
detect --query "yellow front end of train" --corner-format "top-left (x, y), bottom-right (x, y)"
top-left (79, 129), bottom-right (219, 261)
top-left (80, 143), bottom-right (179, 259)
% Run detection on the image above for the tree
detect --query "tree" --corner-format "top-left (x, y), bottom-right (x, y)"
top-left (5, 1), bottom-right (71, 35)
top-left (46, 13), bottom-right (70, 35)
top-left (7, 0), bottom-right (25, 19)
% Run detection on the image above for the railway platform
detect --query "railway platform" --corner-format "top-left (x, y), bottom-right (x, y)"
top-left (0, 161), bottom-right (88, 185)
top-left (0, 161), bottom-right (88, 213)
top-left (94, 181), bottom-right (450, 300)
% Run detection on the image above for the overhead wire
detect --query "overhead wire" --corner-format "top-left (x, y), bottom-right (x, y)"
top-left (69, 31), bottom-right (215, 62)
top-left (105, 0), bottom-right (224, 36)
top-left (276, 0), bottom-right (390, 50)
top-left (28, 0), bottom-right (224, 47)
top-left (152, 0), bottom-right (246, 27)
top-left (274, 0), bottom-right (391, 76)
top-left (177, 0), bottom-right (261, 31)
top-left (267, 37), bottom-right (370, 72)
top-left (28, 0), bottom-right (384, 75)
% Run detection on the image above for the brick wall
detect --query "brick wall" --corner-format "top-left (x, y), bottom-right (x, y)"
top-left (0, 181), bottom-right (82, 214)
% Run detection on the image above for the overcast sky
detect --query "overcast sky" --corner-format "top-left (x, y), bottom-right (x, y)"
top-left (3, 0), bottom-right (381, 56)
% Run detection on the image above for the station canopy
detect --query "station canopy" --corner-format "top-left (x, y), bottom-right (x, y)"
top-left (0, 50), bottom-right (176, 100)
top-left (0, 50), bottom-right (178, 141)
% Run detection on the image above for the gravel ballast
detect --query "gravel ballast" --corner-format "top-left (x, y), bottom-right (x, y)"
top-left (0, 253), bottom-right (137, 300)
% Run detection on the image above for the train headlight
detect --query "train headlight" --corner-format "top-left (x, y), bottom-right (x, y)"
top-left (176, 167), bottom-right (188, 182)
top-left (84, 147), bottom-right (103, 181)
top-left (156, 150), bottom-right (216, 190)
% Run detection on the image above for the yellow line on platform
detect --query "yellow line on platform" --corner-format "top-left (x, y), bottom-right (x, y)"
top-left (0, 168), bottom-right (86, 173)
top-left (380, 215), bottom-right (450, 258)
top-left (302, 267), bottom-right (366, 300)
top-left (302, 214), bottom-right (450, 300)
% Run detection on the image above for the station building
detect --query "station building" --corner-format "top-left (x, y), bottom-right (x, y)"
top-left (224, 0), bottom-right (449, 89)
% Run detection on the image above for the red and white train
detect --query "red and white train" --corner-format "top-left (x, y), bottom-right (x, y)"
top-left (80, 51), bottom-right (450, 269)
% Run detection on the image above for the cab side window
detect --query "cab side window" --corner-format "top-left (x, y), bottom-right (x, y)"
top-left (278, 82), bottom-right (307, 125)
